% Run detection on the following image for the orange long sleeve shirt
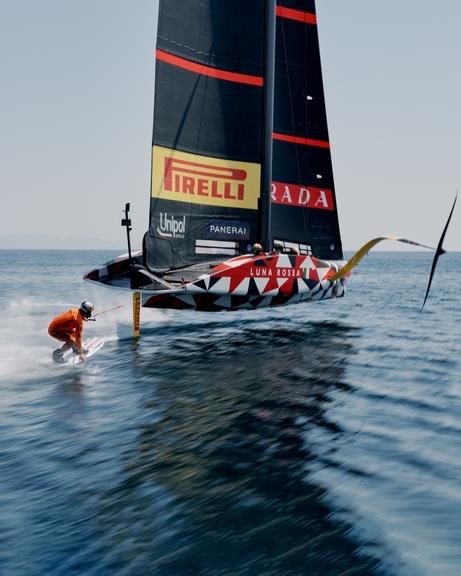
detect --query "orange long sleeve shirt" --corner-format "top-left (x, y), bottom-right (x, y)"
top-left (48, 308), bottom-right (84, 348)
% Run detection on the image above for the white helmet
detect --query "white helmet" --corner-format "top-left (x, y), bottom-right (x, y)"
top-left (80, 301), bottom-right (94, 319)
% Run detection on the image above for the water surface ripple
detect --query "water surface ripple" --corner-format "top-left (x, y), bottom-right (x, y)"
top-left (0, 250), bottom-right (460, 575)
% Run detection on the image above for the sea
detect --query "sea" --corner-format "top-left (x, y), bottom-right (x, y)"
top-left (0, 249), bottom-right (460, 576)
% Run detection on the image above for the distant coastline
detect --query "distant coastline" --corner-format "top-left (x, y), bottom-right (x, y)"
top-left (0, 234), bottom-right (137, 251)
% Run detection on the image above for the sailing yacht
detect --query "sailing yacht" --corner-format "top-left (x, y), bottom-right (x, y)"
top-left (85, 0), bottom-right (453, 312)
top-left (85, 0), bottom-right (351, 311)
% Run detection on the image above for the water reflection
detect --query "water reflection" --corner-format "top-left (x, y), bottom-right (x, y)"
top-left (96, 320), bottom-right (382, 574)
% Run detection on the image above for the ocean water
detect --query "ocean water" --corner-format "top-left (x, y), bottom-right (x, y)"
top-left (0, 249), bottom-right (460, 576)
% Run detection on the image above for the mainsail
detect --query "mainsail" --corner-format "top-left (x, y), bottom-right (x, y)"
top-left (145, 0), bottom-right (273, 271)
top-left (271, 0), bottom-right (342, 260)
top-left (146, 0), bottom-right (343, 271)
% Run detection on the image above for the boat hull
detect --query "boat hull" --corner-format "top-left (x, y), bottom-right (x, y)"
top-left (85, 252), bottom-right (349, 312)
top-left (143, 253), bottom-right (347, 311)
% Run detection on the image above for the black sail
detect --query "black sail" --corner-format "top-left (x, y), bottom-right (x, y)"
top-left (271, 0), bottom-right (343, 260)
top-left (145, 0), bottom-right (270, 271)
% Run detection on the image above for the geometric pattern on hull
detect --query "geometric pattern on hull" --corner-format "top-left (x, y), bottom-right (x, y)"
top-left (142, 253), bottom-right (349, 312)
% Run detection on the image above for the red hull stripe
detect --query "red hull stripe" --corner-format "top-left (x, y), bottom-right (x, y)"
top-left (276, 6), bottom-right (317, 25)
top-left (273, 132), bottom-right (330, 149)
top-left (156, 49), bottom-right (264, 87)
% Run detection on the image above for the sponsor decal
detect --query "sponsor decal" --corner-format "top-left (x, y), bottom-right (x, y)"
top-left (196, 239), bottom-right (238, 256)
top-left (132, 292), bottom-right (141, 337)
top-left (156, 212), bottom-right (186, 239)
top-left (152, 146), bottom-right (260, 209)
top-left (206, 219), bottom-right (250, 240)
top-left (250, 267), bottom-right (303, 278)
top-left (271, 182), bottom-right (335, 211)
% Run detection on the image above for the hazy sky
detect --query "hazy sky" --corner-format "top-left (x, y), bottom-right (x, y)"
top-left (1, 0), bottom-right (460, 251)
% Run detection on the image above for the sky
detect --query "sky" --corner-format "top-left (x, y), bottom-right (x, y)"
top-left (1, 0), bottom-right (460, 251)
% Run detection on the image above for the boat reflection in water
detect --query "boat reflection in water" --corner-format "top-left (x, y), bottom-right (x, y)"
top-left (95, 319), bottom-right (383, 574)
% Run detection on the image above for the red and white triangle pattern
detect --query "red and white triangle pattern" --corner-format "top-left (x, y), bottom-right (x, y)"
top-left (142, 253), bottom-right (349, 311)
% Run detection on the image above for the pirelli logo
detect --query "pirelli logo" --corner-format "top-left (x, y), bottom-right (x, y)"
top-left (152, 146), bottom-right (260, 209)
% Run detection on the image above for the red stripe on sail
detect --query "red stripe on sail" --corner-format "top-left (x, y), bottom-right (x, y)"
top-left (156, 49), bottom-right (264, 87)
top-left (276, 6), bottom-right (317, 25)
top-left (273, 132), bottom-right (330, 149)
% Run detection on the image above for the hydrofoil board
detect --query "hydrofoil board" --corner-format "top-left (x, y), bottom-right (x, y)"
top-left (52, 337), bottom-right (105, 365)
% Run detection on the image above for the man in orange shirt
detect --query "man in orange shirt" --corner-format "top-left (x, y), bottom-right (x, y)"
top-left (48, 301), bottom-right (94, 363)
